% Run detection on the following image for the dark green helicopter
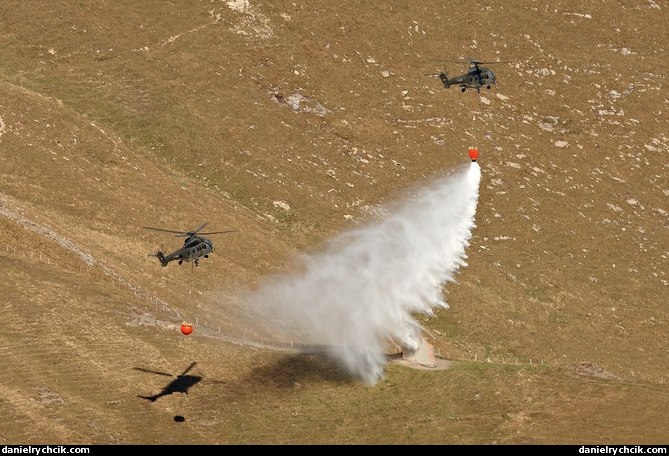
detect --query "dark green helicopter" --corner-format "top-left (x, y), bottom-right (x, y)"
top-left (436, 59), bottom-right (505, 93)
top-left (144, 222), bottom-right (237, 267)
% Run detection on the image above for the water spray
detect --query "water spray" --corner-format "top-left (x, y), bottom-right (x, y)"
top-left (247, 156), bottom-right (481, 384)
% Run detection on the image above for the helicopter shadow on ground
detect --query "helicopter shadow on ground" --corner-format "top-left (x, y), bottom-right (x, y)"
top-left (244, 353), bottom-right (354, 390)
top-left (134, 361), bottom-right (203, 402)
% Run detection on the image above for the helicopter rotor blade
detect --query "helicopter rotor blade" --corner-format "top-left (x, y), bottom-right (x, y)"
top-left (196, 229), bottom-right (239, 235)
top-left (143, 226), bottom-right (190, 235)
top-left (145, 223), bottom-right (235, 237)
top-left (473, 60), bottom-right (511, 64)
top-left (133, 367), bottom-right (174, 377)
top-left (190, 222), bottom-right (210, 234)
top-left (427, 59), bottom-right (469, 63)
top-left (429, 58), bottom-right (509, 65)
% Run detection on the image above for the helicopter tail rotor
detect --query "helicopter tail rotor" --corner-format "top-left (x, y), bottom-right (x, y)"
top-left (438, 72), bottom-right (451, 88)
top-left (149, 250), bottom-right (168, 267)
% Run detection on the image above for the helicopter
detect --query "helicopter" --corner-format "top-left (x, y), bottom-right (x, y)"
top-left (143, 222), bottom-right (237, 267)
top-left (436, 59), bottom-right (503, 93)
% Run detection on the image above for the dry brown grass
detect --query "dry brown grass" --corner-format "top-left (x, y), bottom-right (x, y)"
top-left (0, 0), bottom-right (667, 444)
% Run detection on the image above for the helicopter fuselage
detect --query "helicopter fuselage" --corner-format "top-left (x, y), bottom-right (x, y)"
top-left (145, 223), bottom-right (237, 268)
top-left (439, 65), bottom-right (496, 92)
top-left (155, 235), bottom-right (214, 267)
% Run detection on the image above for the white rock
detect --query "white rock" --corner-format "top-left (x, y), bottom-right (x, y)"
top-left (273, 200), bottom-right (291, 211)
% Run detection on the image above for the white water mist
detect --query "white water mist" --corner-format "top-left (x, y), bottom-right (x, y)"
top-left (248, 162), bottom-right (481, 384)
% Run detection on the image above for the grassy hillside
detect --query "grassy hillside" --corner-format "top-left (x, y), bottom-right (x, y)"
top-left (0, 0), bottom-right (667, 443)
